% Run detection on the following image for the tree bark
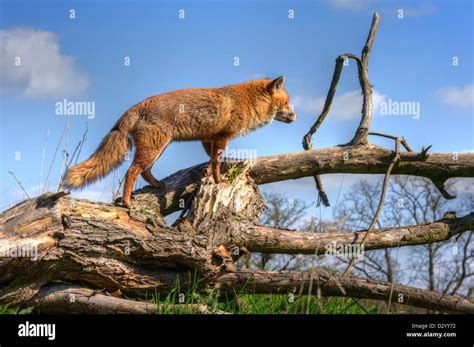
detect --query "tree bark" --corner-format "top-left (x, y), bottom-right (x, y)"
top-left (238, 212), bottom-right (474, 255)
top-left (30, 284), bottom-right (215, 314)
top-left (217, 269), bottom-right (474, 314)
top-left (132, 145), bottom-right (474, 217)
top-left (1, 176), bottom-right (472, 313)
top-left (0, 194), bottom-right (223, 305)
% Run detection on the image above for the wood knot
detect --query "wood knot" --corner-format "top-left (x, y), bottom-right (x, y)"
top-left (212, 245), bottom-right (235, 272)
top-left (442, 211), bottom-right (457, 220)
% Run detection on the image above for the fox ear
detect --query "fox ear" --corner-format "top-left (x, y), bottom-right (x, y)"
top-left (268, 76), bottom-right (285, 94)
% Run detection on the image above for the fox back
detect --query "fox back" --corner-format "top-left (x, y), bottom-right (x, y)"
top-left (135, 77), bottom-right (296, 141)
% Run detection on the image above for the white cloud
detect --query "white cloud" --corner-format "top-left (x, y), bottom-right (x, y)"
top-left (0, 28), bottom-right (88, 98)
top-left (400, 4), bottom-right (437, 17)
top-left (292, 90), bottom-right (386, 120)
top-left (436, 85), bottom-right (474, 109)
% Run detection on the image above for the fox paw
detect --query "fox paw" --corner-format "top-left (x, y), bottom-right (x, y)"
top-left (114, 198), bottom-right (131, 209)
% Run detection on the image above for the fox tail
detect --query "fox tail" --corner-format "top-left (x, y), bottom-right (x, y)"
top-left (61, 107), bottom-right (139, 190)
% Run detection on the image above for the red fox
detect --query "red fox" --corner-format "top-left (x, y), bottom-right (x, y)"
top-left (62, 76), bottom-right (296, 207)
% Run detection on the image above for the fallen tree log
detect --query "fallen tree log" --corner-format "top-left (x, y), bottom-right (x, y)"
top-left (132, 145), bottom-right (474, 216)
top-left (0, 194), bottom-right (222, 305)
top-left (217, 269), bottom-right (474, 314)
top-left (30, 284), bottom-right (216, 314)
top-left (238, 212), bottom-right (474, 255)
top-left (0, 172), bottom-right (267, 307)
top-left (1, 171), bottom-right (472, 313)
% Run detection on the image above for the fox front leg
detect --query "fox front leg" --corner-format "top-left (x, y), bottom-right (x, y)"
top-left (211, 138), bottom-right (228, 184)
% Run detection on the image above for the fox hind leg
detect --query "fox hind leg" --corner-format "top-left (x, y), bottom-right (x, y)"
top-left (201, 140), bottom-right (227, 183)
top-left (122, 129), bottom-right (170, 207)
top-left (122, 163), bottom-right (142, 207)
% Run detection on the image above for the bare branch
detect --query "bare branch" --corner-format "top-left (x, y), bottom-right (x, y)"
top-left (239, 212), bottom-right (474, 255)
top-left (368, 132), bottom-right (414, 152)
top-left (130, 146), bottom-right (473, 217)
top-left (7, 171), bottom-right (30, 199)
top-left (216, 268), bottom-right (474, 314)
top-left (350, 12), bottom-right (380, 146)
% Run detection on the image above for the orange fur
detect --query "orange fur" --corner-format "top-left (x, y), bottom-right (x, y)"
top-left (62, 77), bottom-right (296, 207)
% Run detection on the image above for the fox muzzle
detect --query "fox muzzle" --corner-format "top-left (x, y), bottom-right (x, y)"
top-left (274, 110), bottom-right (297, 123)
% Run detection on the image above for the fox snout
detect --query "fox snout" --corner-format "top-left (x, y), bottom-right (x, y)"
top-left (274, 110), bottom-right (297, 123)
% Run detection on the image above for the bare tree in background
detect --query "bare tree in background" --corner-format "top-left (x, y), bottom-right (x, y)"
top-left (336, 176), bottom-right (473, 296)
top-left (386, 176), bottom-right (473, 295)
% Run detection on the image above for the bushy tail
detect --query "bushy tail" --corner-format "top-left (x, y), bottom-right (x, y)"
top-left (62, 107), bottom-right (140, 190)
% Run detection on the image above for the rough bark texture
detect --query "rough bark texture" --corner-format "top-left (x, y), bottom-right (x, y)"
top-left (1, 166), bottom-right (472, 314)
top-left (239, 212), bottom-right (474, 255)
top-left (0, 173), bottom-right (267, 308)
top-left (30, 284), bottom-right (214, 314)
top-left (349, 12), bottom-right (380, 145)
top-left (217, 269), bottom-right (474, 314)
top-left (131, 145), bottom-right (474, 217)
top-left (0, 194), bottom-right (222, 306)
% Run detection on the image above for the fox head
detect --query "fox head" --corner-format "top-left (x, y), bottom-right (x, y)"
top-left (267, 76), bottom-right (297, 123)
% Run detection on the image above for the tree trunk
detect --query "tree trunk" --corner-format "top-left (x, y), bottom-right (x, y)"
top-left (131, 146), bottom-right (474, 217)
top-left (1, 166), bottom-right (473, 313)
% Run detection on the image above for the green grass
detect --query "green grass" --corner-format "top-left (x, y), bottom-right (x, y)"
top-left (0, 278), bottom-right (380, 315)
top-left (151, 277), bottom-right (380, 314)
top-left (0, 305), bottom-right (19, 314)
top-left (0, 294), bottom-right (378, 315)
top-left (153, 291), bottom-right (379, 314)
top-left (225, 162), bottom-right (242, 183)
top-left (0, 305), bottom-right (34, 315)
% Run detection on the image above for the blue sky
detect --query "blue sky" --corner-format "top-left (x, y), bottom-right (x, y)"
top-left (0, 0), bottom-right (473, 221)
